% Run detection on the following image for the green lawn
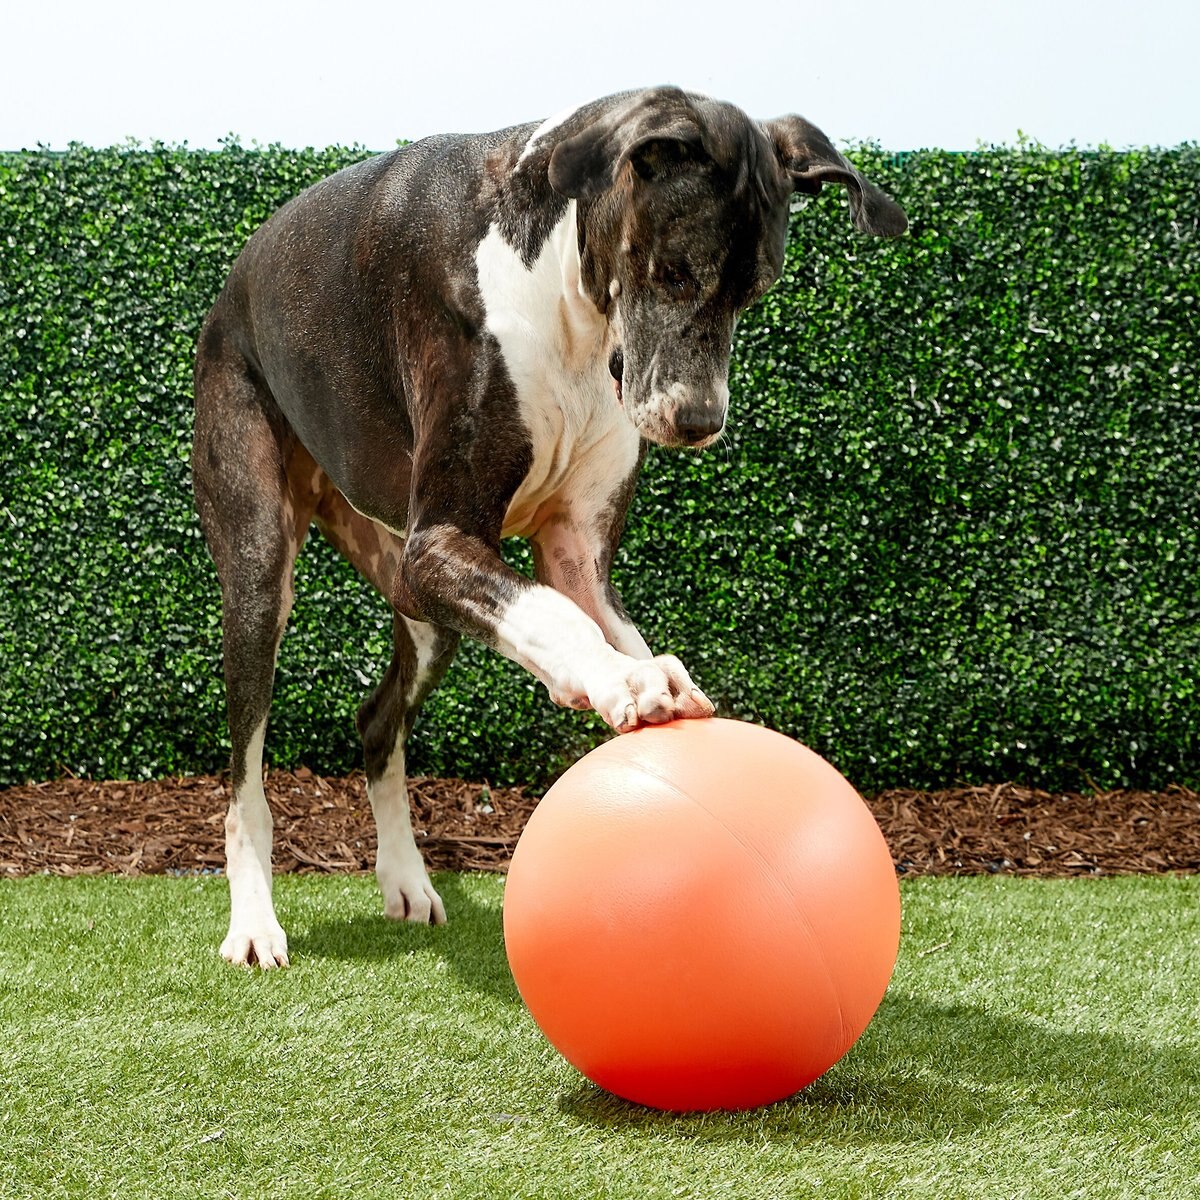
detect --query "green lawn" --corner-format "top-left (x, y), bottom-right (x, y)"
top-left (2, 873), bottom-right (1198, 1199)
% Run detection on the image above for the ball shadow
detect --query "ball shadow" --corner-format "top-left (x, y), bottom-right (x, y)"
top-left (557, 990), bottom-right (1195, 1146)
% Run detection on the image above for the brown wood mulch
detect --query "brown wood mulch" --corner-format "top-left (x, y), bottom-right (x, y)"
top-left (2, 770), bottom-right (1199, 880)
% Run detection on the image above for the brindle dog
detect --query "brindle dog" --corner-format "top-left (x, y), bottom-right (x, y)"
top-left (192, 86), bottom-right (907, 967)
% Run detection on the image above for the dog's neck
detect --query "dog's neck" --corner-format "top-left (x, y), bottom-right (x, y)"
top-left (554, 199), bottom-right (610, 350)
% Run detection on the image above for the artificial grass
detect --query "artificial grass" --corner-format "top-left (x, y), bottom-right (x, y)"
top-left (2, 873), bottom-right (1197, 1199)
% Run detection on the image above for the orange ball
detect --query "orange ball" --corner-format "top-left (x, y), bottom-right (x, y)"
top-left (503, 718), bottom-right (900, 1112)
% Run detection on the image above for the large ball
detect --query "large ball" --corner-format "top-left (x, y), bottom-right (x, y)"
top-left (503, 718), bottom-right (900, 1112)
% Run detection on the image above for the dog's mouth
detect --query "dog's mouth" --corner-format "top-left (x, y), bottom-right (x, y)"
top-left (608, 347), bottom-right (624, 407)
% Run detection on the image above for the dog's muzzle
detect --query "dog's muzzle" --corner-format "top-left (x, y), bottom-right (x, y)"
top-left (611, 349), bottom-right (726, 448)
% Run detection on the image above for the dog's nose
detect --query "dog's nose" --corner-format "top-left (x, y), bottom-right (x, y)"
top-left (675, 409), bottom-right (725, 445)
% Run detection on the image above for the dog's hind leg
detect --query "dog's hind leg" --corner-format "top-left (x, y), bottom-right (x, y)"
top-left (193, 321), bottom-right (320, 968)
top-left (356, 612), bottom-right (460, 924)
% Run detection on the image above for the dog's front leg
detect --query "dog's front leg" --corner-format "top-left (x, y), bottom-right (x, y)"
top-left (497, 581), bottom-right (713, 731)
top-left (530, 511), bottom-right (655, 659)
top-left (397, 523), bottom-right (712, 732)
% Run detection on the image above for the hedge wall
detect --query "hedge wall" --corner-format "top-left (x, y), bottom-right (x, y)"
top-left (1, 140), bottom-right (1197, 792)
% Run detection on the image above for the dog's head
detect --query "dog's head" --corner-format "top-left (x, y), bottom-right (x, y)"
top-left (546, 87), bottom-right (907, 449)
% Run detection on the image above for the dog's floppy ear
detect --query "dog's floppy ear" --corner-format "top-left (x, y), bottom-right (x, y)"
top-left (548, 87), bottom-right (708, 200)
top-left (761, 115), bottom-right (907, 237)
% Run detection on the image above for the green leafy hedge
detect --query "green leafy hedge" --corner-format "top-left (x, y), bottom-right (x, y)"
top-left (1, 141), bottom-right (1197, 791)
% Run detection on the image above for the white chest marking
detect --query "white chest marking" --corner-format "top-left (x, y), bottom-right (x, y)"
top-left (474, 205), bottom-right (640, 538)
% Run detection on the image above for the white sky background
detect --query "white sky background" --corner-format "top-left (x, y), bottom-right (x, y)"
top-left (3, 0), bottom-right (1198, 152)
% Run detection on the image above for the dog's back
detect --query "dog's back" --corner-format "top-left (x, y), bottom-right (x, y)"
top-left (200, 128), bottom-right (547, 512)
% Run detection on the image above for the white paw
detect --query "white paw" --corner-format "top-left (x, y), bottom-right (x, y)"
top-left (380, 863), bottom-right (447, 925)
top-left (220, 923), bottom-right (290, 969)
top-left (588, 652), bottom-right (716, 733)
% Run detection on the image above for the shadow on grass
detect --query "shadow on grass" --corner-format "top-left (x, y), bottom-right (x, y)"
top-left (287, 877), bottom-right (1197, 1146)
top-left (287, 873), bottom-right (519, 1003)
top-left (558, 992), bottom-right (1198, 1145)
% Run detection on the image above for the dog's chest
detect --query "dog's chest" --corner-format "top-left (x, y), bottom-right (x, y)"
top-left (474, 207), bottom-right (639, 538)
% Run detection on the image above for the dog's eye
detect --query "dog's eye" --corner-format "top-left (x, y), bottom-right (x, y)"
top-left (659, 264), bottom-right (693, 296)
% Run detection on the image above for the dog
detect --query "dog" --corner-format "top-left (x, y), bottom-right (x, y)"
top-left (192, 85), bottom-right (906, 968)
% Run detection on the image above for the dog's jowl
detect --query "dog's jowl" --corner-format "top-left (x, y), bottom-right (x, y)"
top-left (192, 86), bottom-right (906, 967)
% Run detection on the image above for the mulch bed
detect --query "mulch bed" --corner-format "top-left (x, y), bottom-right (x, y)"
top-left (2, 770), bottom-right (1199, 879)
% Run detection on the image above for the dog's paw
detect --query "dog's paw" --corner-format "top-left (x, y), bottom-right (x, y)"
top-left (379, 864), bottom-right (448, 925)
top-left (592, 653), bottom-right (716, 733)
top-left (221, 924), bottom-right (290, 969)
